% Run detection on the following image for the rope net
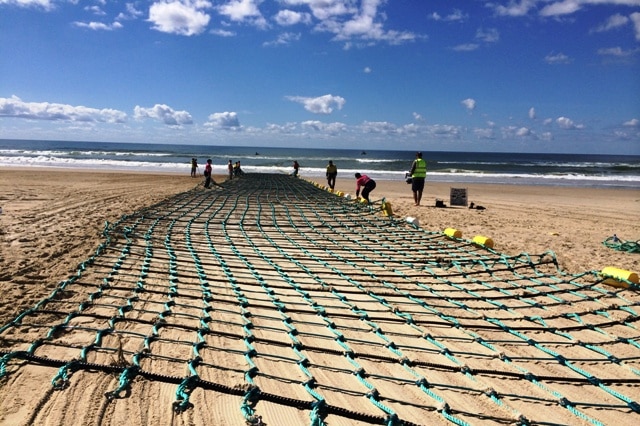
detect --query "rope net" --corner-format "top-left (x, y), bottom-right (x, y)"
top-left (1, 174), bottom-right (639, 425)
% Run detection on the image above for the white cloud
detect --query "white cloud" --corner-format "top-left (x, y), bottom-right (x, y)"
top-left (134, 104), bottom-right (193, 125)
top-left (398, 123), bottom-right (420, 135)
top-left (492, 0), bottom-right (538, 17)
top-left (556, 116), bottom-right (584, 129)
top-left (452, 27), bottom-right (497, 53)
top-left (501, 125), bottom-right (536, 139)
top-left (623, 118), bottom-right (639, 126)
top-left (453, 43), bottom-right (479, 51)
top-left (301, 120), bottom-right (347, 133)
top-left (263, 32), bottom-right (301, 46)
top-left (274, 9), bottom-right (312, 26)
top-left (540, 1), bottom-right (582, 17)
top-left (265, 122), bottom-right (297, 133)
top-left (430, 9), bottom-right (468, 22)
top-left (211, 28), bottom-right (236, 37)
top-left (413, 112), bottom-right (423, 121)
top-left (427, 124), bottom-right (462, 138)
top-left (312, 0), bottom-right (418, 45)
top-left (117, 3), bottom-right (144, 21)
top-left (474, 127), bottom-right (496, 139)
top-left (631, 12), bottom-right (640, 40)
top-left (361, 120), bottom-right (397, 134)
top-left (491, 1), bottom-right (640, 20)
top-left (461, 98), bottom-right (476, 111)
top-left (285, 0), bottom-right (355, 21)
top-left (591, 13), bottom-right (629, 33)
top-left (148, 0), bottom-right (212, 36)
top-left (0, 0), bottom-right (54, 10)
top-left (529, 107), bottom-right (536, 119)
top-left (476, 27), bottom-right (500, 43)
top-left (364, 66), bottom-right (372, 73)
top-left (0, 95), bottom-right (127, 123)
top-left (597, 46), bottom-right (640, 56)
top-left (545, 52), bottom-right (572, 64)
top-left (286, 94), bottom-right (346, 114)
top-left (73, 21), bottom-right (123, 31)
top-left (85, 5), bottom-right (106, 16)
top-left (205, 111), bottom-right (241, 129)
top-left (217, 0), bottom-right (267, 28)
top-left (541, 1), bottom-right (640, 18)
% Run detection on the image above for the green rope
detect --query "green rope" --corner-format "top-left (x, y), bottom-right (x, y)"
top-left (603, 235), bottom-right (640, 253)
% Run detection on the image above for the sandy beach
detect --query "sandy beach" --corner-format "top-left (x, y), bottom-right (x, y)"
top-left (1, 168), bottom-right (639, 425)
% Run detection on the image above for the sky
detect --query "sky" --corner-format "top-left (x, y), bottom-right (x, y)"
top-left (1, 0), bottom-right (639, 154)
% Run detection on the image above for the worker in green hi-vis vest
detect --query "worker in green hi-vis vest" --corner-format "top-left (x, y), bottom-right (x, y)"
top-left (410, 152), bottom-right (427, 206)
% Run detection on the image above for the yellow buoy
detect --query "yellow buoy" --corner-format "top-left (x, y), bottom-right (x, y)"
top-left (472, 235), bottom-right (494, 249)
top-left (381, 200), bottom-right (393, 216)
top-left (336, 191), bottom-right (344, 197)
top-left (444, 228), bottom-right (462, 239)
top-left (600, 267), bottom-right (639, 288)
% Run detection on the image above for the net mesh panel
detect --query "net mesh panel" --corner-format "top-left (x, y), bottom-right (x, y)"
top-left (1, 174), bottom-right (639, 425)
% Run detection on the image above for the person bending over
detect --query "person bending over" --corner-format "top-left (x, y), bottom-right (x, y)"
top-left (354, 173), bottom-right (376, 204)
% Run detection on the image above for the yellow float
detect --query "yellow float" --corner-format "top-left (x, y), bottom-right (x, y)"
top-left (472, 235), bottom-right (494, 249)
top-left (381, 200), bottom-right (393, 217)
top-left (600, 267), bottom-right (639, 288)
top-left (444, 228), bottom-right (462, 239)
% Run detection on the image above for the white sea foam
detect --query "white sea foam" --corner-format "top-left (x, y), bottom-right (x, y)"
top-left (2, 140), bottom-right (639, 189)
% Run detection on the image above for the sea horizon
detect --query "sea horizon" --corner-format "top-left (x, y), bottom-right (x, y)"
top-left (1, 138), bottom-right (639, 189)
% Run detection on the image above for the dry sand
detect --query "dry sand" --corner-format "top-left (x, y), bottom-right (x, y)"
top-left (1, 168), bottom-right (639, 425)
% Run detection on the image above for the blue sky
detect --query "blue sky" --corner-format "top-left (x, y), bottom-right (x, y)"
top-left (1, 0), bottom-right (639, 154)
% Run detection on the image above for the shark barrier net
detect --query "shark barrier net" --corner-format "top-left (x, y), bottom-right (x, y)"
top-left (1, 174), bottom-right (639, 425)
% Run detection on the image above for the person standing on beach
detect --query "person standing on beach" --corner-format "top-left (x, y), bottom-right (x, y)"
top-left (191, 158), bottom-right (198, 178)
top-left (292, 160), bottom-right (300, 177)
top-left (234, 161), bottom-right (245, 176)
top-left (203, 159), bottom-right (213, 188)
top-left (409, 152), bottom-right (427, 206)
top-left (227, 160), bottom-right (233, 180)
top-left (326, 160), bottom-right (337, 190)
top-left (354, 173), bottom-right (376, 204)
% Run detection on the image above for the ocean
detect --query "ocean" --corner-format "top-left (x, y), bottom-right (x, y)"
top-left (1, 139), bottom-right (639, 189)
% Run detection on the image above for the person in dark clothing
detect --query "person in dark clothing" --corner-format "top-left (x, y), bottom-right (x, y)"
top-left (191, 158), bottom-right (198, 178)
top-left (326, 160), bottom-right (337, 190)
top-left (203, 159), bottom-right (213, 188)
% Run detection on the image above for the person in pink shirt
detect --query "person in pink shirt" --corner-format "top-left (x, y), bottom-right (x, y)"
top-left (354, 173), bottom-right (376, 203)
